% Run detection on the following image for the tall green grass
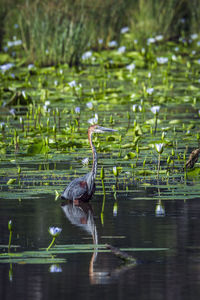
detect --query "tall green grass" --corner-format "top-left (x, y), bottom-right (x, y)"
top-left (1, 0), bottom-right (200, 66)
top-left (128, 0), bottom-right (189, 42)
top-left (4, 0), bottom-right (132, 66)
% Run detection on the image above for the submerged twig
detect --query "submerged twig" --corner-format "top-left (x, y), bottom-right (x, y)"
top-left (185, 148), bottom-right (200, 169)
top-left (106, 244), bottom-right (137, 264)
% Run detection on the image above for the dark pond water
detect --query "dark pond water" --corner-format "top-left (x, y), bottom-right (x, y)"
top-left (1, 182), bottom-right (200, 300)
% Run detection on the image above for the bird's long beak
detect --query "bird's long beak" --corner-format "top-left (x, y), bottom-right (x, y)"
top-left (98, 126), bottom-right (118, 132)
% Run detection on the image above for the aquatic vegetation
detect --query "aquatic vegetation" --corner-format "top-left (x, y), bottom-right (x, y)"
top-left (151, 106), bottom-right (160, 134)
top-left (155, 143), bottom-right (164, 178)
top-left (8, 220), bottom-right (12, 251)
top-left (49, 264), bottom-right (62, 273)
top-left (1, 7), bottom-right (200, 296)
top-left (0, 16), bottom-right (200, 213)
top-left (155, 200), bottom-right (165, 217)
top-left (47, 227), bottom-right (62, 251)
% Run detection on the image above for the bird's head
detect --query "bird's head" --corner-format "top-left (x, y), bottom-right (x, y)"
top-left (89, 124), bottom-right (117, 134)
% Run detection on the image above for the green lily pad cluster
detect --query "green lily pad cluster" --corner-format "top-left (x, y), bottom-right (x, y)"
top-left (0, 33), bottom-right (200, 202)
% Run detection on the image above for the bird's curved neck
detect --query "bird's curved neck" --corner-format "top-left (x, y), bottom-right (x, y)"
top-left (88, 131), bottom-right (97, 178)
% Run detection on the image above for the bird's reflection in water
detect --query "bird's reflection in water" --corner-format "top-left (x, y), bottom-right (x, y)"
top-left (61, 200), bottom-right (98, 245)
top-left (61, 200), bottom-right (136, 285)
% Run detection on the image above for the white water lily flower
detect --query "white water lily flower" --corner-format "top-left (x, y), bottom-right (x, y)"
top-left (113, 166), bottom-right (118, 177)
top-left (0, 63), bottom-right (14, 73)
top-left (86, 102), bottom-right (93, 110)
top-left (126, 63), bottom-right (135, 72)
top-left (49, 265), bottom-right (62, 273)
top-left (155, 203), bottom-right (165, 217)
top-left (43, 105), bottom-right (50, 113)
top-left (9, 108), bottom-right (16, 116)
top-left (118, 46), bottom-right (126, 54)
top-left (8, 220), bottom-right (12, 231)
top-left (75, 106), bottom-right (80, 114)
top-left (7, 40), bottom-right (22, 47)
top-left (132, 104), bottom-right (137, 112)
top-left (82, 51), bottom-right (92, 60)
top-left (155, 35), bottom-right (163, 41)
top-left (147, 37), bottom-right (156, 45)
top-left (120, 27), bottom-right (129, 34)
top-left (155, 143), bottom-right (164, 154)
top-left (156, 57), bottom-right (168, 64)
top-left (49, 227), bottom-right (62, 237)
top-left (146, 88), bottom-right (154, 95)
top-left (68, 80), bottom-right (76, 88)
top-left (82, 157), bottom-right (89, 166)
top-left (191, 33), bottom-right (198, 40)
top-left (88, 113), bottom-right (98, 125)
top-left (108, 40), bottom-right (118, 47)
top-left (151, 106), bottom-right (160, 114)
top-left (28, 64), bottom-right (35, 70)
top-left (45, 101), bottom-right (50, 106)
top-left (172, 55), bottom-right (177, 61)
top-left (138, 105), bottom-right (142, 112)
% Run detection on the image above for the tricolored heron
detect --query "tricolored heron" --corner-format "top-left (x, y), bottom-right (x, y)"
top-left (61, 124), bottom-right (117, 202)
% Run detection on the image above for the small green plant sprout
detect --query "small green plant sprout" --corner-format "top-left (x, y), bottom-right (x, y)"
top-left (161, 131), bottom-right (166, 141)
top-left (100, 166), bottom-right (105, 195)
top-left (100, 166), bottom-right (106, 225)
top-left (47, 227), bottom-right (62, 251)
top-left (55, 190), bottom-right (60, 201)
top-left (8, 220), bottom-right (12, 251)
top-left (100, 166), bottom-right (104, 180)
top-left (17, 166), bottom-right (21, 175)
top-left (151, 105), bottom-right (160, 134)
top-left (9, 263), bottom-right (13, 282)
top-left (155, 200), bottom-right (165, 217)
top-left (154, 143), bottom-right (164, 178)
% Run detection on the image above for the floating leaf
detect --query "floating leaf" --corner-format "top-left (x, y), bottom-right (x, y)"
top-left (124, 152), bottom-right (136, 160)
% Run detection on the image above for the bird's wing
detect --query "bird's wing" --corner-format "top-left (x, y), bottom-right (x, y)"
top-left (61, 176), bottom-right (88, 200)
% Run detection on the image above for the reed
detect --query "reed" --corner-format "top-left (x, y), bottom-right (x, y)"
top-left (2, 0), bottom-right (200, 66)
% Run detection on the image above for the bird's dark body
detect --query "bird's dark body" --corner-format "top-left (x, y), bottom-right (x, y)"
top-left (61, 125), bottom-right (116, 202)
top-left (61, 173), bottom-right (96, 201)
